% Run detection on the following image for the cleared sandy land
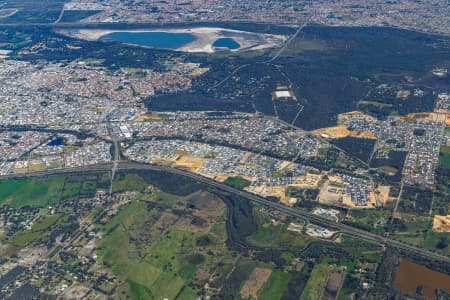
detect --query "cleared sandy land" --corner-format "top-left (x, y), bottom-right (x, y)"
top-left (214, 174), bottom-right (230, 182)
top-left (57, 27), bottom-right (287, 53)
top-left (399, 112), bottom-right (437, 122)
top-left (241, 268), bottom-right (272, 299)
top-left (338, 110), bottom-right (373, 119)
top-left (374, 185), bottom-right (395, 207)
top-left (432, 215), bottom-right (450, 233)
top-left (247, 185), bottom-right (297, 205)
top-left (396, 90), bottom-right (411, 99)
top-left (434, 109), bottom-right (450, 125)
top-left (312, 125), bottom-right (377, 139)
top-left (175, 190), bottom-right (226, 233)
top-left (173, 155), bottom-right (205, 172)
top-left (317, 178), bottom-right (376, 209)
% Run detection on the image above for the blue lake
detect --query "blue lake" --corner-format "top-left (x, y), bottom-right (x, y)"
top-left (212, 38), bottom-right (240, 49)
top-left (103, 31), bottom-right (197, 49)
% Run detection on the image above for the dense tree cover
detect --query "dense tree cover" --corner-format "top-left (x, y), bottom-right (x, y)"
top-left (0, 0), bottom-right (65, 23)
top-left (129, 170), bottom-right (206, 196)
top-left (281, 266), bottom-right (313, 300)
top-left (6, 24), bottom-right (446, 130)
top-left (59, 10), bottom-right (103, 23)
top-left (399, 186), bottom-right (433, 216)
top-left (152, 25), bottom-right (449, 129)
top-left (370, 150), bottom-right (408, 183)
top-left (332, 137), bottom-right (376, 163)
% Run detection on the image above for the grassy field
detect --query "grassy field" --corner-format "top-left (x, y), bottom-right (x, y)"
top-left (0, 179), bottom-right (28, 200)
top-left (444, 127), bottom-right (450, 136)
top-left (346, 208), bottom-right (392, 234)
top-left (80, 180), bottom-right (97, 195)
top-left (100, 200), bottom-right (150, 234)
top-left (300, 263), bottom-right (329, 300)
top-left (258, 271), bottom-right (291, 300)
top-left (223, 176), bottom-right (251, 189)
top-left (61, 181), bottom-right (81, 199)
top-left (177, 286), bottom-right (198, 300)
top-left (10, 214), bottom-right (61, 247)
top-left (339, 235), bottom-right (382, 259)
top-left (284, 38), bottom-right (328, 54)
top-left (102, 225), bottom-right (192, 299)
top-left (98, 201), bottom-right (164, 295)
top-left (248, 208), bottom-right (310, 249)
top-left (439, 146), bottom-right (450, 169)
top-left (97, 189), bottom-right (230, 299)
top-left (423, 231), bottom-right (449, 256)
top-left (247, 224), bottom-right (310, 249)
top-left (0, 177), bottom-right (64, 208)
top-left (113, 173), bottom-right (148, 193)
top-left (390, 218), bottom-right (430, 247)
top-left (219, 259), bottom-right (274, 299)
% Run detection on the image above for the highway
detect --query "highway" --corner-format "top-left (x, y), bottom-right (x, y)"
top-left (1, 161), bottom-right (449, 264)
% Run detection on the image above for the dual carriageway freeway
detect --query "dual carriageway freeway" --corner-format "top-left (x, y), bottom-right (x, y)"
top-left (1, 160), bottom-right (449, 265)
top-left (0, 17), bottom-right (442, 257)
top-left (0, 16), bottom-right (447, 269)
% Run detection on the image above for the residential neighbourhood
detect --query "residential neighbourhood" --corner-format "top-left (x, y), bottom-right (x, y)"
top-left (63, 0), bottom-right (450, 35)
top-left (0, 1), bottom-right (449, 299)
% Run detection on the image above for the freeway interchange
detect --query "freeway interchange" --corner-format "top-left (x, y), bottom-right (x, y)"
top-left (1, 160), bottom-right (449, 265)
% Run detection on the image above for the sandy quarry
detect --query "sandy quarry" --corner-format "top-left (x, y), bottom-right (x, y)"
top-left (57, 27), bottom-right (287, 53)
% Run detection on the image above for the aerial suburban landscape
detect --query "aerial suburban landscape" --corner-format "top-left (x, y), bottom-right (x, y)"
top-left (0, 0), bottom-right (449, 299)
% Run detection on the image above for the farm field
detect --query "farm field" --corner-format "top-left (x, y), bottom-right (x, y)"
top-left (248, 208), bottom-right (311, 249)
top-left (300, 263), bottom-right (330, 300)
top-left (0, 177), bottom-right (64, 208)
top-left (0, 169), bottom-right (448, 299)
top-left (258, 271), bottom-right (291, 300)
top-left (96, 185), bottom-right (270, 299)
top-left (395, 259), bottom-right (450, 300)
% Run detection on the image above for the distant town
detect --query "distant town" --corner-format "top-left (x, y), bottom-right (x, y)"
top-left (61, 0), bottom-right (450, 35)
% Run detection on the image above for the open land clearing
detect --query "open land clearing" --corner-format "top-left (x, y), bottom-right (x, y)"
top-left (317, 176), bottom-right (376, 209)
top-left (174, 155), bottom-right (205, 173)
top-left (312, 124), bottom-right (377, 139)
top-left (399, 111), bottom-right (446, 123)
top-left (247, 173), bottom-right (322, 206)
top-left (240, 267), bottom-right (272, 299)
top-left (323, 271), bottom-right (345, 300)
top-left (57, 27), bottom-right (287, 53)
top-left (374, 185), bottom-right (395, 207)
top-left (432, 215), bottom-right (450, 233)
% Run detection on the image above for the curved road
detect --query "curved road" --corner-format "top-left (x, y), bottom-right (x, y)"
top-left (1, 161), bottom-right (449, 264)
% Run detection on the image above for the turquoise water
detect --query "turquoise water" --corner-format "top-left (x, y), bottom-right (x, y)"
top-left (212, 38), bottom-right (240, 49)
top-left (103, 31), bottom-right (197, 49)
